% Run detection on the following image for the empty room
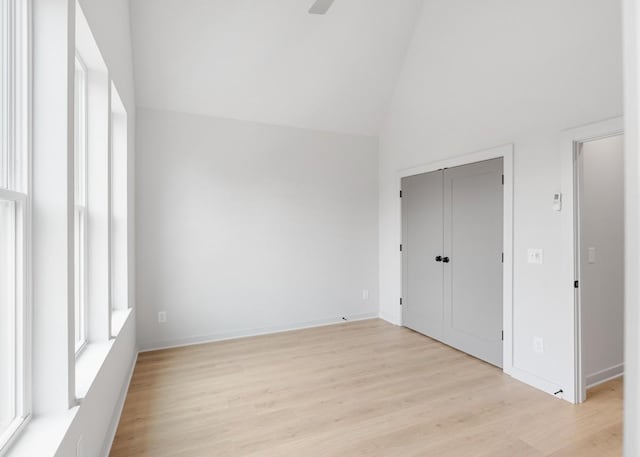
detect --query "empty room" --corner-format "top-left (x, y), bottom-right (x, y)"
top-left (1, 0), bottom-right (640, 456)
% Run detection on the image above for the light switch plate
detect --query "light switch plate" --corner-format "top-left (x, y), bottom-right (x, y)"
top-left (588, 247), bottom-right (597, 264)
top-left (553, 193), bottom-right (563, 212)
top-left (158, 311), bottom-right (167, 323)
top-left (527, 249), bottom-right (544, 265)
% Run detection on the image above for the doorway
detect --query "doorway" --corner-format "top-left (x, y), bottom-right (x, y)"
top-left (401, 158), bottom-right (504, 367)
top-left (575, 134), bottom-right (625, 401)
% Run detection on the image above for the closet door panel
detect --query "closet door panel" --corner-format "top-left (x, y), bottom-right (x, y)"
top-left (401, 171), bottom-right (444, 341)
top-left (443, 158), bottom-right (504, 367)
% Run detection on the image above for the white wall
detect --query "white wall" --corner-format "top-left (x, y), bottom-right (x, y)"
top-left (379, 0), bottom-right (622, 397)
top-left (579, 135), bottom-right (625, 386)
top-left (136, 108), bottom-right (379, 350)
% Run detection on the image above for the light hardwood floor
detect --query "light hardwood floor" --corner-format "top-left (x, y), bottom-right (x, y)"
top-left (111, 319), bottom-right (622, 457)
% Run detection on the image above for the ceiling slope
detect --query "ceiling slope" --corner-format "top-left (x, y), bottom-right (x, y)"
top-left (130, 0), bottom-right (423, 136)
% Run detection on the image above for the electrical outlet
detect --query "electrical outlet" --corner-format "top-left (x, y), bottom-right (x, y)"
top-left (158, 311), bottom-right (167, 323)
top-left (362, 289), bottom-right (369, 300)
top-left (533, 337), bottom-right (544, 354)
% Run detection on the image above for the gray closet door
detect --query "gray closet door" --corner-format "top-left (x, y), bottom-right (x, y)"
top-left (401, 171), bottom-right (444, 341)
top-left (443, 158), bottom-right (504, 367)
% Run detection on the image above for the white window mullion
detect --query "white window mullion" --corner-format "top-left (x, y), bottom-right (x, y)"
top-left (74, 55), bottom-right (88, 354)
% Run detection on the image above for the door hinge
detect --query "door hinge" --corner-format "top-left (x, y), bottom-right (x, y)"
top-left (400, 190), bottom-right (403, 198)
top-left (574, 280), bottom-right (579, 289)
top-left (501, 252), bottom-right (504, 263)
top-left (501, 330), bottom-right (504, 341)
top-left (501, 174), bottom-right (505, 185)
top-left (400, 298), bottom-right (403, 306)
top-left (400, 244), bottom-right (403, 252)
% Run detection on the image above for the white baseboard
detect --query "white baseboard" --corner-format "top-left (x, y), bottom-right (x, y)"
top-left (139, 313), bottom-right (379, 353)
top-left (378, 312), bottom-right (401, 326)
top-left (100, 351), bottom-right (139, 457)
top-left (586, 363), bottom-right (624, 389)
top-left (505, 365), bottom-right (568, 402)
top-left (382, 313), bottom-right (571, 404)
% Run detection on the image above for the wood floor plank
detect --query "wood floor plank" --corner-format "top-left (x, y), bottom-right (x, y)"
top-left (110, 319), bottom-right (622, 457)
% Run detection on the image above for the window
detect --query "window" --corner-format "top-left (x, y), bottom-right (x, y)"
top-left (75, 4), bottom-right (113, 349)
top-left (74, 56), bottom-right (88, 353)
top-left (110, 84), bottom-right (128, 323)
top-left (0, 0), bottom-right (29, 450)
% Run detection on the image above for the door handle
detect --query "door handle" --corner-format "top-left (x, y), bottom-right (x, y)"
top-left (442, 257), bottom-right (450, 263)
top-left (435, 256), bottom-right (443, 262)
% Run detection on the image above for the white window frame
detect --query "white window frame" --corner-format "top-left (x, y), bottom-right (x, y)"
top-left (0, 190), bottom-right (27, 452)
top-left (110, 83), bottom-right (127, 318)
top-left (0, 0), bottom-right (31, 453)
top-left (74, 54), bottom-right (88, 355)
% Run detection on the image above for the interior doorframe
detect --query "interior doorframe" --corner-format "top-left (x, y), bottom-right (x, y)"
top-left (397, 144), bottom-right (514, 374)
top-left (560, 117), bottom-right (624, 404)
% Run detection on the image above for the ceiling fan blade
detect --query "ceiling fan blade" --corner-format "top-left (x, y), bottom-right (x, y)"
top-left (309, 0), bottom-right (335, 15)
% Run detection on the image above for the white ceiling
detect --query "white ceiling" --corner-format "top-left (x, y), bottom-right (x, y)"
top-left (130, 0), bottom-right (423, 136)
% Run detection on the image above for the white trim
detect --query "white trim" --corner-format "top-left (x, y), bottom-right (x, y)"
top-left (0, 188), bottom-right (26, 201)
top-left (378, 312), bottom-right (400, 326)
top-left (8, 310), bottom-right (134, 457)
top-left (0, 415), bottom-right (29, 457)
top-left (623, 0), bottom-right (640, 452)
top-left (396, 144), bottom-right (515, 375)
top-left (99, 350), bottom-right (137, 457)
top-left (109, 82), bottom-right (128, 317)
top-left (508, 366), bottom-right (565, 400)
top-left (30, 0), bottom-right (78, 414)
top-left (586, 363), bottom-right (624, 389)
top-left (22, 0), bottom-right (32, 430)
top-left (139, 313), bottom-right (379, 353)
top-left (110, 308), bottom-right (130, 337)
top-left (560, 116), bottom-right (624, 404)
top-left (73, 53), bottom-right (89, 355)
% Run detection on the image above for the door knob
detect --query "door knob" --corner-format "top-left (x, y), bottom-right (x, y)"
top-left (435, 256), bottom-right (443, 262)
top-left (442, 257), bottom-right (450, 263)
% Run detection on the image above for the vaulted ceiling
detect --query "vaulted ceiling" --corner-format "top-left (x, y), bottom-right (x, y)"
top-left (130, 0), bottom-right (423, 136)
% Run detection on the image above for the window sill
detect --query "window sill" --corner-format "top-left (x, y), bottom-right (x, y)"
top-left (75, 340), bottom-right (114, 401)
top-left (3, 410), bottom-right (77, 457)
top-left (111, 308), bottom-right (131, 337)
top-left (6, 308), bottom-right (133, 457)
top-left (76, 308), bottom-right (132, 400)
top-left (0, 417), bottom-right (30, 457)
